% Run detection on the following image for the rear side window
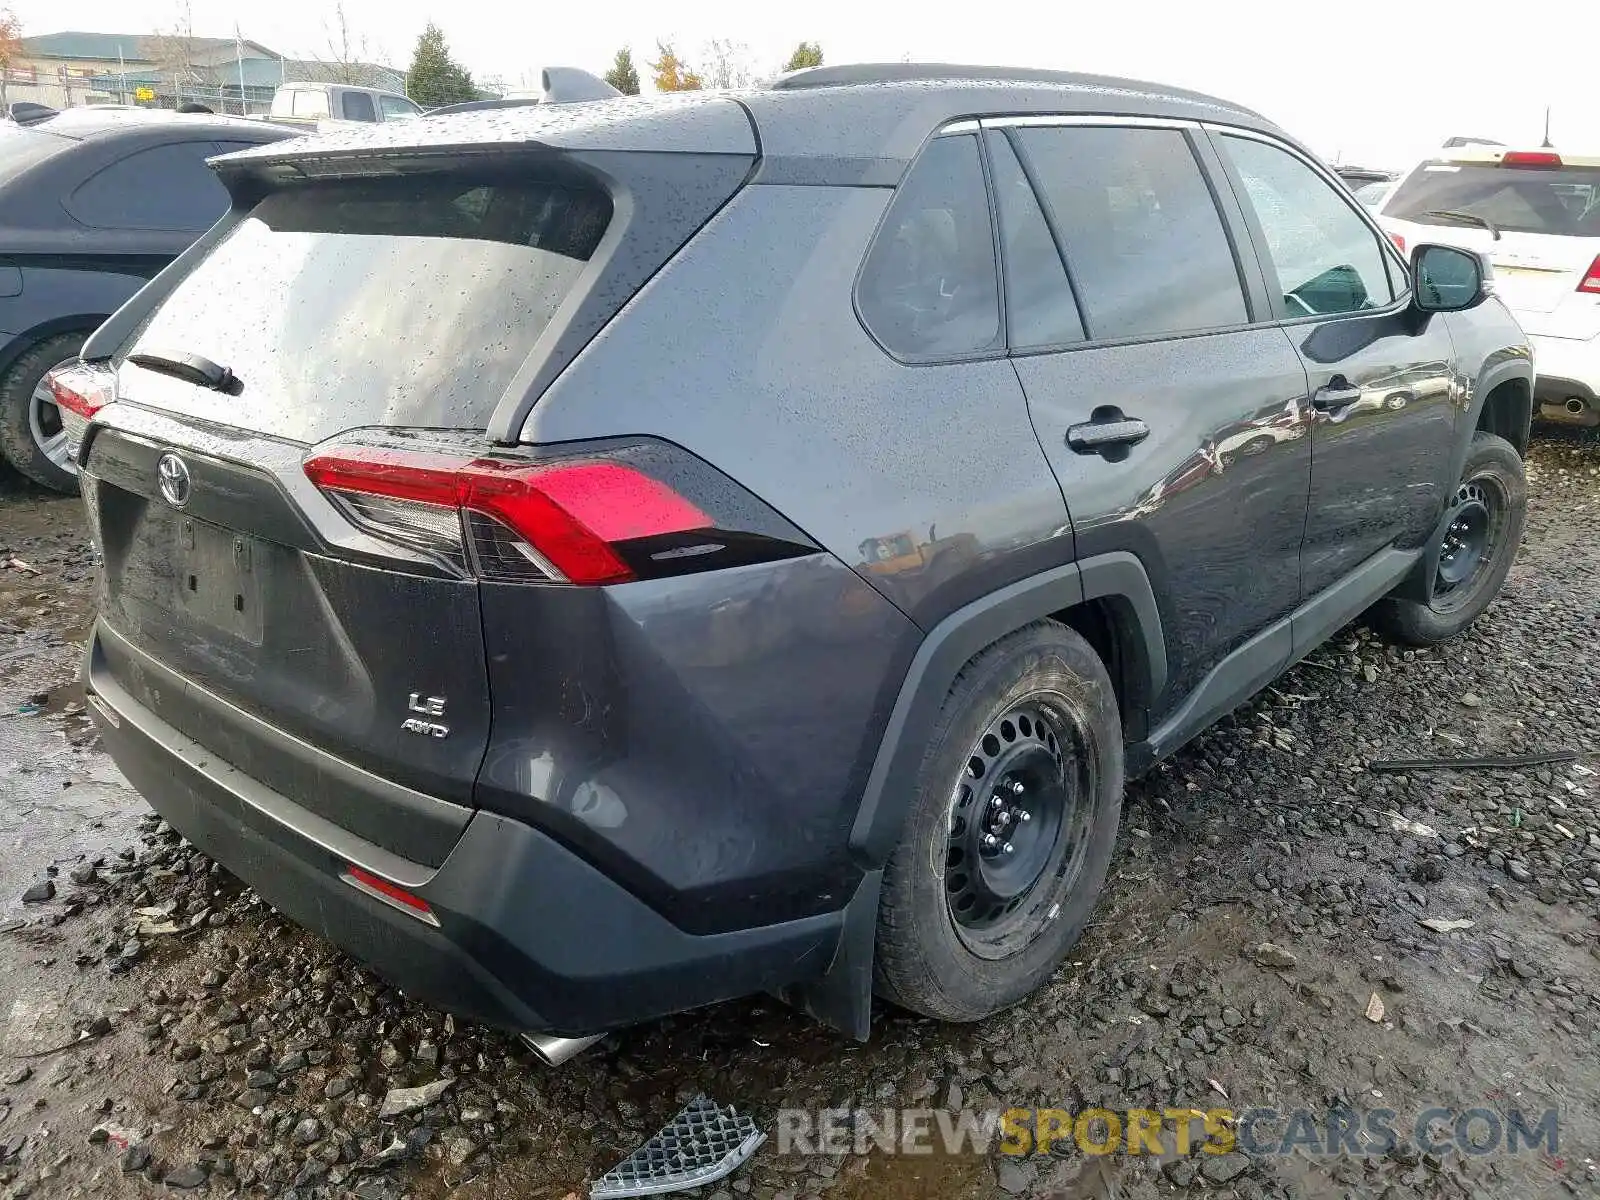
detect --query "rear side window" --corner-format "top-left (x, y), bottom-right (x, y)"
top-left (0, 124), bottom-right (72, 184)
top-left (67, 142), bottom-right (229, 231)
top-left (127, 173), bottom-right (612, 441)
top-left (341, 91), bottom-right (377, 122)
top-left (1016, 126), bottom-right (1248, 340)
top-left (858, 133), bottom-right (1001, 359)
top-left (989, 134), bottom-right (1083, 349)
top-left (1221, 134), bottom-right (1395, 317)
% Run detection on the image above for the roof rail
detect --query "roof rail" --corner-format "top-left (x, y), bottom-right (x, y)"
top-left (772, 62), bottom-right (1118, 91)
top-left (540, 67), bottom-right (621, 105)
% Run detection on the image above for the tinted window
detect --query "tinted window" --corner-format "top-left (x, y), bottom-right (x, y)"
top-left (990, 134), bottom-right (1083, 349)
top-left (858, 133), bottom-right (1001, 359)
top-left (1222, 134), bottom-right (1395, 317)
top-left (1017, 126), bottom-right (1247, 340)
top-left (341, 91), bottom-right (377, 122)
top-left (379, 94), bottom-right (419, 120)
top-left (128, 172), bottom-right (612, 440)
top-left (1385, 160), bottom-right (1600, 237)
top-left (67, 142), bottom-right (229, 231)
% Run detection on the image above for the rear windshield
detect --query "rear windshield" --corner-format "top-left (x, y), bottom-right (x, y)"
top-left (126, 171), bottom-right (611, 441)
top-left (0, 123), bottom-right (72, 184)
top-left (1385, 161), bottom-right (1600, 236)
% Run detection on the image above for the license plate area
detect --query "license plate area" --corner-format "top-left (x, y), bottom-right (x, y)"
top-left (173, 517), bottom-right (264, 645)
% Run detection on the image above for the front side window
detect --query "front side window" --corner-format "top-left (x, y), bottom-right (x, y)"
top-left (1222, 134), bottom-right (1396, 318)
top-left (857, 133), bottom-right (1001, 359)
top-left (379, 94), bottom-right (421, 120)
top-left (1015, 125), bottom-right (1248, 341)
top-left (291, 89), bottom-right (330, 119)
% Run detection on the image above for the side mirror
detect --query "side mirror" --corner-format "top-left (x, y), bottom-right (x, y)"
top-left (1412, 244), bottom-right (1490, 313)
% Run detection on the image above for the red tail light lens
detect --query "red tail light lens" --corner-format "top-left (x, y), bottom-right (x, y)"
top-left (304, 437), bottom-right (813, 585)
top-left (1502, 150), bottom-right (1563, 168)
top-left (1578, 254), bottom-right (1600, 295)
top-left (43, 361), bottom-right (115, 463)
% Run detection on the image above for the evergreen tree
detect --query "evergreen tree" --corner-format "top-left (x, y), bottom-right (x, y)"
top-left (603, 46), bottom-right (640, 95)
top-left (406, 22), bottom-right (476, 107)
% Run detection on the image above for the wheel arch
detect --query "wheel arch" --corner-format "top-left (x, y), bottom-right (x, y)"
top-left (788, 552), bottom-right (1164, 1039)
top-left (0, 317), bottom-right (105, 384)
top-left (1468, 360), bottom-right (1533, 460)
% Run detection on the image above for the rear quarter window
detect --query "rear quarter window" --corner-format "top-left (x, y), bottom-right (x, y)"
top-left (67, 141), bottom-right (231, 232)
top-left (857, 133), bottom-right (1002, 360)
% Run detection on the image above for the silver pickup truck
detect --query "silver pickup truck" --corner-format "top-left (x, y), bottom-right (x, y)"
top-left (267, 82), bottom-right (421, 127)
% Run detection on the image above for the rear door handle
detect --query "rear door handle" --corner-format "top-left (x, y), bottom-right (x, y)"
top-left (1066, 413), bottom-right (1151, 456)
top-left (1311, 379), bottom-right (1363, 412)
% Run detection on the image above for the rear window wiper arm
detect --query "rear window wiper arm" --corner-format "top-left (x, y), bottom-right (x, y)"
top-left (1421, 209), bottom-right (1501, 240)
top-left (127, 349), bottom-right (237, 392)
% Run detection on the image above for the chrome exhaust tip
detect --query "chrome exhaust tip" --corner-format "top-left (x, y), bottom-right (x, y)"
top-left (520, 1031), bottom-right (603, 1066)
top-left (1566, 397), bottom-right (1587, 416)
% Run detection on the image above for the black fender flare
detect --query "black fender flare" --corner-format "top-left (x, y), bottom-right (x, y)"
top-left (1392, 354), bottom-right (1532, 604)
top-left (789, 551), bottom-right (1165, 1039)
top-left (848, 550), bottom-right (1165, 868)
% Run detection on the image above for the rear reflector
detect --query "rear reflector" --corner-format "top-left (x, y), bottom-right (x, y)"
top-left (342, 865), bottom-right (438, 924)
top-left (1502, 150), bottom-right (1563, 168)
top-left (43, 361), bottom-right (115, 464)
top-left (303, 436), bottom-right (815, 586)
top-left (1579, 254), bottom-right (1600, 295)
top-left (1389, 233), bottom-right (1406, 253)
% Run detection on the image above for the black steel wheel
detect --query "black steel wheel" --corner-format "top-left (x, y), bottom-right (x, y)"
top-left (943, 699), bottom-right (1094, 957)
top-left (874, 621), bottom-right (1124, 1022)
top-left (1370, 431), bottom-right (1526, 647)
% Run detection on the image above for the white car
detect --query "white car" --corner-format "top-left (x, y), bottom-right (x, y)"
top-left (1378, 145), bottom-right (1600, 427)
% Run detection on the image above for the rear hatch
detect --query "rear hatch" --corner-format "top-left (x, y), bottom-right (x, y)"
top-left (1380, 150), bottom-right (1600, 339)
top-left (81, 101), bottom-right (756, 864)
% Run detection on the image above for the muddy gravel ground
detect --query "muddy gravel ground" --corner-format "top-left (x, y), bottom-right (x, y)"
top-left (2, 432), bottom-right (1599, 1200)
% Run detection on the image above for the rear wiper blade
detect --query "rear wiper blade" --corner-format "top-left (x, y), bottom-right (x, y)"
top-left (127, 349), bottom-right (237, 392)
top-left (1422, 209), bottom-right (1501, 240)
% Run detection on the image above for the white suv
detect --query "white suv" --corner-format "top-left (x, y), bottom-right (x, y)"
top-left (1378, 146), bottom-right (1600, 427)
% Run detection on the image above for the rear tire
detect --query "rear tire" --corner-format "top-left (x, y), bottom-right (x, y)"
top-left (0, 332), bottom-right (87, 494)
top-left (874, 621), bottom-right (1123, 1022)
top-left (1370, 431), bottom-right (1525, 646)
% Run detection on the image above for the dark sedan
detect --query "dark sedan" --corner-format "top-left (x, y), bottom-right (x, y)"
top-left (0, 107), bottom-right (296, 491)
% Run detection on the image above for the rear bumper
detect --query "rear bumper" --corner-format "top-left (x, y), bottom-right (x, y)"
top-left (1529, 332), bottom-right (1600, 421)
top-left (84, 622), bottom-right (845, 1037)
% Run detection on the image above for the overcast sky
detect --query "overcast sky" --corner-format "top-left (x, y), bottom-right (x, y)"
top-left (13, 0), bottom-right (1596, 168)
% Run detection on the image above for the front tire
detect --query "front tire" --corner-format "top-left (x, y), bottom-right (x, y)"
top-left (1371, 431), bottom-right (1526, 646)
top-left (0, 332), bottom-right (88, 494)
top-left (874, 621), bottom-right (1123, 1022)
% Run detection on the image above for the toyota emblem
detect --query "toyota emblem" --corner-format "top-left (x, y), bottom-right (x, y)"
top-left (156, 452), bottom-right (192, 508)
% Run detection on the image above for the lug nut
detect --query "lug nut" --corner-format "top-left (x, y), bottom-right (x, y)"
top-left (1018, 810), bottom-right (1032, 822)
top-left (1002, 842), bottom-right (1014, 854)
top-left (1011, 780), bottom-right (1026, 795)
top-left (983, 833), bottom-right (999, 848)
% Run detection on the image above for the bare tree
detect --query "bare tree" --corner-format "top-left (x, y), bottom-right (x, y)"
top-left (321, 1), bottom-right (370, 86)
top-left (699, 39), bottom-right (753, 89)
top-left (141, 0), bottom-right (202, 104)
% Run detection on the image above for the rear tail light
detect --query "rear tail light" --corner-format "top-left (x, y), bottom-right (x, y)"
top-left (43, 361), bottom-right (115, 464)
top-left (1578, 254), bottom-right (1600, 295)
top-left (1501, 150), bottom-right (1563, 168)
top-left (303, 435), bottom-right (817, 585)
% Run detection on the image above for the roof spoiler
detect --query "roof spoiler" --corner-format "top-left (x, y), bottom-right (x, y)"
top-left (540, 67), bottom-right (621, 105)
top-left (8, 101), bottom-right (58, 126)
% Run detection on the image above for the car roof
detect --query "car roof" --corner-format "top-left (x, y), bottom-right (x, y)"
top-left (218, 64), bottom-right (1285, 184)
top-left (23, 106), bottom-right (298, 142)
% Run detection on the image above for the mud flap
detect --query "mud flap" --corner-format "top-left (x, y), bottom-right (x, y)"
top-left (775, 870), bottom-right (880, 1042)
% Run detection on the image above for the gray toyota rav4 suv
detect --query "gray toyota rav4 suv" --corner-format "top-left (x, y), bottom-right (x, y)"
top-left (66, 64), bottom-right (1532, 1057)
